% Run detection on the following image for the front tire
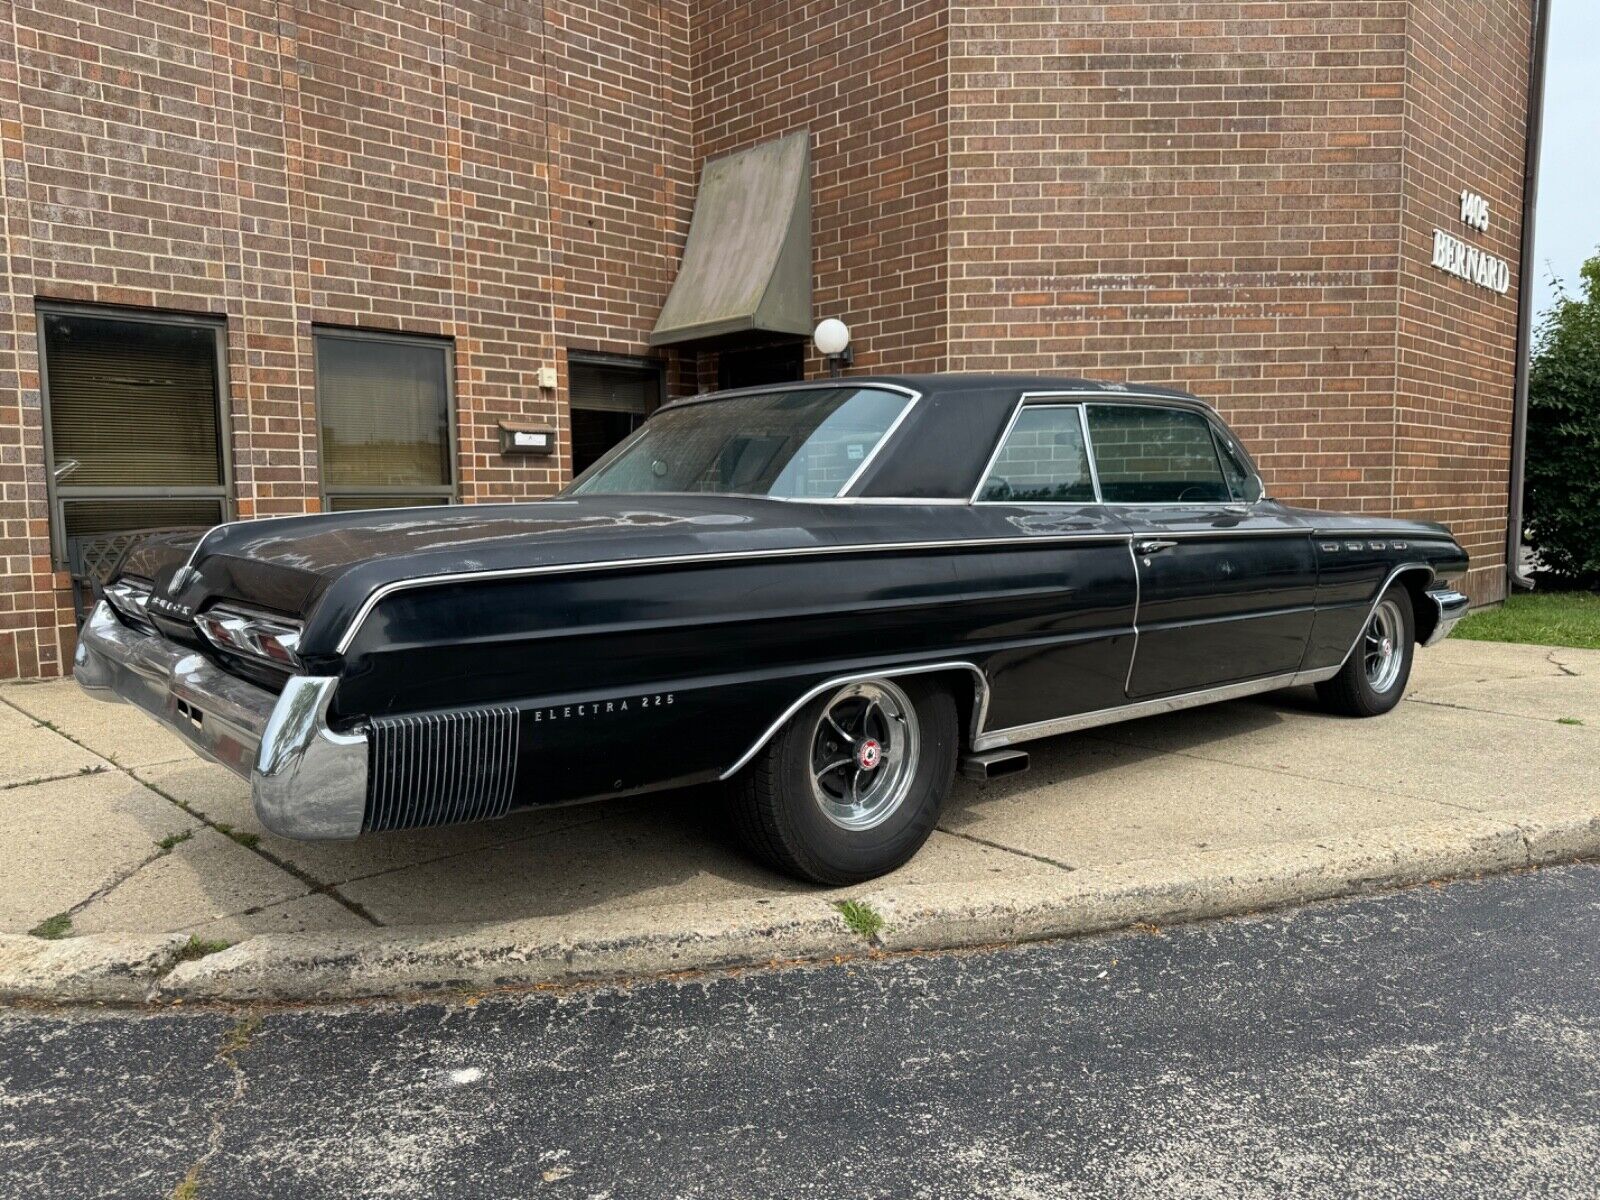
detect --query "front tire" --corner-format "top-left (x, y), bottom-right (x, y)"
top-left (1316, 586), bottom-right (1415, 717)
top-left (730, 677), bottom-right (958, 885)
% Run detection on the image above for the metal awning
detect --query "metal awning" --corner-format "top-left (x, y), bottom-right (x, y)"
top-left (649, 131), bottom-right (811, 347)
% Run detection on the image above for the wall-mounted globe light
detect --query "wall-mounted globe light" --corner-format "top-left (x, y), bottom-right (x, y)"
top-left (813, 318), bottom-right (853, 378)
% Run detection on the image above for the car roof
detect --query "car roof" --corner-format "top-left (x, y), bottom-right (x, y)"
top-left (649, 373), bottom-right (1229, 501)
top-left (662, 373), bottom-right (1206, 408)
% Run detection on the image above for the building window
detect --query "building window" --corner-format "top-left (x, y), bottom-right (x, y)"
top-left (316, 329), bottom-right (456, 512)
top-left (40, 307), bottom-right (231, 563)
top-left (569, 357), bottom-right (663, 476)
top-left (718, 342), bottom-right (805, 391)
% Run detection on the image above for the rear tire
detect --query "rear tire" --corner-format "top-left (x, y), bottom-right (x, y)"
top-left (1316, 585), bottom-right (1415, 717)
top-left (730, 676), bottom-right (958, 885)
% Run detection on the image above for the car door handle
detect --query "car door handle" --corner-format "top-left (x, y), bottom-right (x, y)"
top-left (1136, 539), bottom-right (1179, 555)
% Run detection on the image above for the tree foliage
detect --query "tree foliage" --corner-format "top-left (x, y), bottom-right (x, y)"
top-left (1526, 252), bottom-right (1600, 584)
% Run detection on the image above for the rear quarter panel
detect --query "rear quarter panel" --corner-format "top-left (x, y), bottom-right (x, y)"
top-left (331, 511), bottom-right (1138, 807)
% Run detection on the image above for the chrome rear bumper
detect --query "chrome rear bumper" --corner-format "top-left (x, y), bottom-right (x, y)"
top-left (1422, 586), bottom-right (1471, 647)
top-left (74, 601), bottom-right (368, 840)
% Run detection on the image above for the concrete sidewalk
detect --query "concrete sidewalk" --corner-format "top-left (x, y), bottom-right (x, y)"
top-left (3, 638), bottom-right (1598, 1001)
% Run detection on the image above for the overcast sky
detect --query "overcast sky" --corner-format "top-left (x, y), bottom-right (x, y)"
top-left (1532, 0), bottom-right (1600, 314)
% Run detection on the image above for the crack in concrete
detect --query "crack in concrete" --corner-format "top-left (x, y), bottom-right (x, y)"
top-left (320, 807), bottom-right (621, 890)
top-left (0, 765), bottom-right (109, 791)
top-left (1402, 695), bottom-right (1593, 725)
top-left (132, 774), bottom-right (385, 929)
top-left (1547, 649), bottom-right (1582, 678)
top-left (936, 825), bottom-right (1077, 873)
top-left (0, 692), bottom-right (384, 932)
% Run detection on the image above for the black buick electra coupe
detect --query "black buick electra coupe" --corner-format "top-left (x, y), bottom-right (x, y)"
top-left (77, 376), bottom-right (1470, 884)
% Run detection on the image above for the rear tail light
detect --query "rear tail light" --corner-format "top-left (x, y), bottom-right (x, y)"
top-left (197, 607), bottom-right (303, 670)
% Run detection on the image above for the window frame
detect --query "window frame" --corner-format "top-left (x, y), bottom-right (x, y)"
top-left (564, 381), bottom-right (922, 501)
top-left (971, 402), bottom-right (1100, 505)
top-left (566, 351), bottom-right (667, 478)
top-left (972, 392), bottom-right (1266, 508)
top-left (313, 325), bottom-right (459, 513)
top-left (37, 301), bottom-right (235, 567)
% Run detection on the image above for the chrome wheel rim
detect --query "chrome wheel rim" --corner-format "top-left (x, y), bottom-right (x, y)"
top-left (1364, 598), bottom-right (1405, 693)
top-left (809, 680), bottom-right (920, 831)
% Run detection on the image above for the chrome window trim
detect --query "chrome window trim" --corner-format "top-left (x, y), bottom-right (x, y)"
top-left (720, 660), bottom-right (991, 780)
top-left (1083, 399), bottom-right (1235, 508)
top-left (566, 381), bottom-right (924, 501)
top-left (970, 399), bottom-right (1101, 506)
top-left (969, 392), bottom-right (1029, 504)
top-left (331, 532), bottom-right (1135, 654)
top-left (1078, 403), bottom-right (1104, 501)
top-left (655, 379), bottom-right (923, 412)
top-left (838, 388), bottom-right (924, 496)
top-left (972, 390), bottom-right (1255, 510)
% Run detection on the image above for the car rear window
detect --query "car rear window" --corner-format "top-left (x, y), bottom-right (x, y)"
top-left (566, 386), bottom-right (913, 499)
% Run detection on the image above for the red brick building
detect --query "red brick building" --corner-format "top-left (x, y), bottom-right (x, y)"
top-left (0, 1), bottom-right (1541, 678)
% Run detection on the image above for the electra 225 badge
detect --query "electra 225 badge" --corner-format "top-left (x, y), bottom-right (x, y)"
top-left (530, 693), bottom-right (676, 723)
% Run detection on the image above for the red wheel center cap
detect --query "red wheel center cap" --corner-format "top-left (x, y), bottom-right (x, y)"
top-left (857, 739), bottom-right (882, 770)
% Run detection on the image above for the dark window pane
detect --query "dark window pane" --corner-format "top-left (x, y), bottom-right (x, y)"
top-left (44, 314), bottom-right (223, 488)
top-left (327, 495), bottom-right (450, 512)
top-left (978, 406), bottom-right (1095, 502)
top-left (61, 498), bottom-right (224, 539)
top-left (572, 408), bottom-right (641, 475)
top-left (1087, 405), bottom-right (1230, 504)
top-left (569, 362), bottom-right (658, 413)
top-left (318, 335), bottom-right (451, 489)
top-left (718, 343), bottom-right (804, 390)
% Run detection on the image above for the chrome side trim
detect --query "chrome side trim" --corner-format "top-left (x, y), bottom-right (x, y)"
top-left (973, 666), bottom-right (1342, 751)
top-left (332, 533), bottom-right (1133, 654)
top-left (719, 660), bottom-right (991, 780)
top-left (365, 705), bottom-right (519, 832)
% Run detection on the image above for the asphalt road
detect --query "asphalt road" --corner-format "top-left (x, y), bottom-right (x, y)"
top-left (3, 864), bottom-right (1599, 1200)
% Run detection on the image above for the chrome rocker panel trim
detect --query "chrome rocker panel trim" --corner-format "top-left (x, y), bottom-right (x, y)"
top-left (74, 601), bottom-right (368, 840)
top-left (972, 665), bottom-right (1342, 751)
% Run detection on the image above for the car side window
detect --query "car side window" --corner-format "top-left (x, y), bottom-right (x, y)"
top-left (976, 405), bottom-right (1097, 503)
top-left (1085, 404), bottom-right (1231, 504)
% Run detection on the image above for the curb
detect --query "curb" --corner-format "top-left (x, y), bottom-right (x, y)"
top-left (3, 803), bottom-right (1598, 1005)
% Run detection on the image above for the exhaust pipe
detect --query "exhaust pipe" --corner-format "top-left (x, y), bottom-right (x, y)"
top-left (959, 749), bottom-right (1030, 781)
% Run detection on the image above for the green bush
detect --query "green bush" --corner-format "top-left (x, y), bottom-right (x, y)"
top-left (1526, 253), bottom-right (1600, 584)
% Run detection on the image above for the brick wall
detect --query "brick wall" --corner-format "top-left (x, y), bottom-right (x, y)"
top-left (945, 0), bottom-right (1531, 606)
top-left (691, 0), bottom-right (949, 376)
top-left (0, 0), bottom-right (692, 676)
top-left (0, 0), bottom-right (1536, 677)
top-left (1393, 0), bottom-right (1531, 604)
